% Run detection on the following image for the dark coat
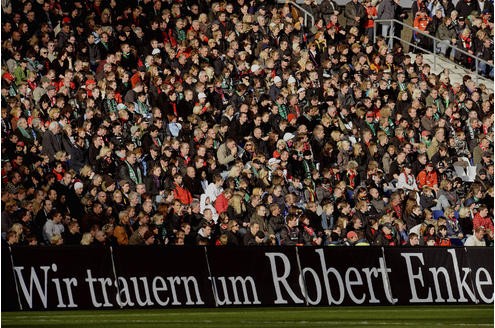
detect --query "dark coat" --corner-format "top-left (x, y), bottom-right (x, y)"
top-left (41, 130), bottom-right (62, 162)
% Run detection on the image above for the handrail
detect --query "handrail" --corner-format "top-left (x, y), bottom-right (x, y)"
top-left (278, 0), bottom-right (315, 27)
top-left (374, 19), bottom-right (493, 83)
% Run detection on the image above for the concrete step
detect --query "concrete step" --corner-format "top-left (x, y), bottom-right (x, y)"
top-left (409, 52), bottom-right (494, 90)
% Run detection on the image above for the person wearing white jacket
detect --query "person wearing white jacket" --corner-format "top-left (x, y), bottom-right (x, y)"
top-left (203, 173), bottom-right (224, 203)
top-left (396, 166), bottom-right (419, 192)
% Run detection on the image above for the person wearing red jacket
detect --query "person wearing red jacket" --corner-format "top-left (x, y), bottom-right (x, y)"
top-left (214, 188), bottom-right (232, 215)
top-left (416, 163), bottom-right (439, 191)
top-left (473, 205), bottom-right (494, 239)
top-left (172, 174), bottom-right (192, 205)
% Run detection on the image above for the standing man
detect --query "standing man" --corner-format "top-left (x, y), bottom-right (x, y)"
top-left (344, 0), bottom-right (366, 32)
top-left (378, 0), bottom-right (398, 47)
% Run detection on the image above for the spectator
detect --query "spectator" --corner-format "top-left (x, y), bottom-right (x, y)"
top-left (436, 17), bottom-right (457, 58)
top-left (464, 226), bottom-right (487, 246)
top-left (344, 0), bottom-right (366, 30)
top-left (473, 205), bottom-right (494, 239)
top-left (0, 0), bottom-right (492, 251)
top-left (63, 220), bottom-right (82, 245)
top-left (42, 211), bottom-right (64, 245)
top-left (41, 122), bottom-right (63, 162)
top-left (378, 0), bottom-right (398, 45)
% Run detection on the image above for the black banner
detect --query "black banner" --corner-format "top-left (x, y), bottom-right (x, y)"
top-left (2, 246), bottom-right (493, 311)
top-left (465, 248), bottom-right (494, 304)
top-left (384, 248), bottom-right (493, 304)
top-left (207, 247), bottom-right (300, 306)
top-left (8, 246), bottom-right (114, 311)
top-left (111, 246), bottom-right (213, 309)
top-left (297, 247), bottom-right (392, 305)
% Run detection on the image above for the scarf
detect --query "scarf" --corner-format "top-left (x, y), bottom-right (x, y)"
top-left (304, 225), bottom-right (316, 238)
top-left (305, 186), bottom-right (316, 202)
top-left (107, 99), bottom-right (117, 112)
top-left (17, 126), bottom-right (32, 140)
top-left (347, 171), bottom-right (356, 189)
top-left (384, 233), bottom-right (396, 246)
top-left (125, 161), bottom-right (142, 185)
top-left (405, 172), bottom-right (413, 185)
top-left (153, 137), bottom-right (161, 147)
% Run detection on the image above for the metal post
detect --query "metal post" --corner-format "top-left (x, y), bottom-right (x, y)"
top-left (433, 39), bottom-right (437, 71)
top-left (373, 23), bottom-right (376, 45)
top-left (475, 58), bottom-right (479, 84)
top-left (390, 21), bottom-right (394, 49)
top-left (373, 18), bottom-right (487, 79)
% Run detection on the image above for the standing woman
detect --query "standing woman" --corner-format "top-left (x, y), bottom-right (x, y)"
top-left (363, 0), bottom-right (378, 41)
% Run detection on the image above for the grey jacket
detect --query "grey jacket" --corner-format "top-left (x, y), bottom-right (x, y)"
top-left (344, 0), bottom-right (366, 27)
top-left (436, 23), bottom-right (457, 40)
top-left (378, 0), bottom-right (397, 22)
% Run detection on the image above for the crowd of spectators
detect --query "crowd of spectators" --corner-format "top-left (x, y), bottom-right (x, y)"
top-left (1, 0), bottom-right (494, 249)
top-left (403, 0), bottom-right (494, 76)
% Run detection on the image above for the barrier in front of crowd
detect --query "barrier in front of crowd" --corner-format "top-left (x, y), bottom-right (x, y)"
top-left (279, 0), bottom-right (460, 9)
top-left (374, 19), bottom-right (494, 83)
top-left (2, 246), bottom-right (492, 311)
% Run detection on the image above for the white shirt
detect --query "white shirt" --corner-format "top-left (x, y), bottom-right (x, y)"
top-left (464, 235), bottom-right (486, 247)
top-left (43, 219), bottom-right (65, 243)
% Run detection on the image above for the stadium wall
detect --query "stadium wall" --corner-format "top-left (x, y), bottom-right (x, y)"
top-left (2, 246), bottom-right (493, 311)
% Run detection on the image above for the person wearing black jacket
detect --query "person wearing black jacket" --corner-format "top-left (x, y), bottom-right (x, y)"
top-left (63, 221), bottom-right (82, 245)
top-left (268, 204), bottom-right (285, 237)
top-left (476, 38), bottom-right (494, 78)
top-left (279, 215), bottom-right (303, 246)
top-left (225, 219), bottom-right (242, 246)
top-left (374, 223), bottom-right (399, 246)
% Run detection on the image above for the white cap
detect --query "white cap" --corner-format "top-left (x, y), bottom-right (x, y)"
top-left (74, 182), bottom-right (84, 190)
top-left (273, 76), bottom-right (282, 83)
top-left (151, 48), bottom-right (161, 55)
top-left (268, 158), bottom-right (281, 166)
top-left (297, 87), bottom-right (306, 94)
top-left (251, 64), bottom-right (260, 73)
top-left (288, 76), bottom-right (296, 84)
top-left (283, 132), bottom-right (295, 142)
top-left (198, 92), bottom-right (207, 100)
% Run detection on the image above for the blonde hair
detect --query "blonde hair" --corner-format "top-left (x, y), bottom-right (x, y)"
top-left (458, 206), bottom-right (471, 218)
top-left (80, 165), bottom-right (93, 177)
top-left (97, 147), bottom-right (112, 160)
top-left (80, 233), bottom-right (93, 245)
top-left (228, 193), bottom-right (245, 215)
top-left (10, 223), bottom-right (23, 235)
top-left (54, 151), bottom-right (67, 161)
top-left (50, 234), bottom-right (63, 245)
top-left (152, 214), bottom-right (164, 225)
top-left (347, 160), bottom-right (358, 170)
top-left (228, 165), bottom-right (241, 178)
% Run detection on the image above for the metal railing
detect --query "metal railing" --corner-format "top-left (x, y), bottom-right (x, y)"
top-left (277, 0), bottom-right (315, 27)
top-left (374, 19), bottom-right (493, 83)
